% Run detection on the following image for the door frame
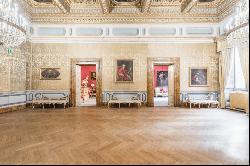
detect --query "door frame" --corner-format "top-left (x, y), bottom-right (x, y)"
top-left (147, 57), bottom-right (180, 107)
top-left (70, 58), bottom-right (102, 107)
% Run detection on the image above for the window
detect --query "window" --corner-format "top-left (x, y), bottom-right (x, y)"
top-left (226, 47), bottom-right (246, 90)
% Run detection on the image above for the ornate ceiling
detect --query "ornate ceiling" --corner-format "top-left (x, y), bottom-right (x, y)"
top-left (22, 0), bottom-right (240, 23)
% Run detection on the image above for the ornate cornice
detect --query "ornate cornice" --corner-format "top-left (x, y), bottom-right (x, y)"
top-left (142, 0), bottom-right (153, 13)
top-left (31, 15), bottom-right (219, 24)
top-left (99, 0), bottom-right (110, 14)
top-left (181, 0), bottom-right (198, 13)
top-left (52, 0), bottom-right (71, 13)
top-left (23, 0), bottom-right (241, 24)
top-left (217, 0), bottom-right (241, 21)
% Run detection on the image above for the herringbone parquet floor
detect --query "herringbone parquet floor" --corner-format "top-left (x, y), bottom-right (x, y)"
top-left (0, 107), bottom-right (249, 165)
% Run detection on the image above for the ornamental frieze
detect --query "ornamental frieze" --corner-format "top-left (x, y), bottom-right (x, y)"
top-left (21, 0), bottom-right (238, 24)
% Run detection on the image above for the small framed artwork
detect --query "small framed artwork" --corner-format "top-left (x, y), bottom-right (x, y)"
top-left (189, 67), bottom-right (208, 87)
top-left (91, 72), bottom-right (96, 80)
top-left (40, 68), bottom-right (61, 80)
top-left (156, 71), bottom-right (168, 87)
top-left (115, 59), bottom-right (134, 82)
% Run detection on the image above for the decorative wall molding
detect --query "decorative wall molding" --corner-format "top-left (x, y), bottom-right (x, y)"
top-left (30, 23), bottom-right (219, 43)
top-left (0, 91), bottom-right (27, 108)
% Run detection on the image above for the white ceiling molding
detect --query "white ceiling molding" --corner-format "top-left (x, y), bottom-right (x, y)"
top-left (30, 23), bottom-right (219, 43)
top-left (30, 36), bottom-right (216, 44)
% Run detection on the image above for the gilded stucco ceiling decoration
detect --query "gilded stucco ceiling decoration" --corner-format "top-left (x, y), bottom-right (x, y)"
top-left (34, 0), bottom-right (53, 3)
top-left (23, 0), bottom-right (241, 23)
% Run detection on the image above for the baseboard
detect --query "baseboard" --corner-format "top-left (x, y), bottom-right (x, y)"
top-left (0, 104), bottom-right (26, 114)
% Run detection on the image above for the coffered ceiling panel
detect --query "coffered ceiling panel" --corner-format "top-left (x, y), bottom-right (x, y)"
top-left (22, 0), bottom-right (241, 23)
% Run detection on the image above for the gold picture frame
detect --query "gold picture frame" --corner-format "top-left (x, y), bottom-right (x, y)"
top-left (189, 67), bottom-right (208, 87)
top-left (115, 59), bottom-right (134, 83)
top-left (40, 68), bottom-right (61, 80)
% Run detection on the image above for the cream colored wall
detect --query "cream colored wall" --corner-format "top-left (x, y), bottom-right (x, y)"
top-left (29, 43), bottom-right (219, 92)
top-left (0, 44), bottom-right (30, 92)
top-left (147, 43), bottom-right (219, 92)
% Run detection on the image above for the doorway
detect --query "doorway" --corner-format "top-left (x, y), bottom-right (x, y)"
top-left (153, 65), bottom-right (169, 106)
top-left (76, 63), bottom-right (97, 106)
top-left (153, 64), bottom-right (175, 107)
top-left (147, 57), bottom-right (180, 107)
top-left (71, 58), bottom-right (102, 107)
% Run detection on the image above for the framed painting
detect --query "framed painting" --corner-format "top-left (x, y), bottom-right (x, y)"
top-left (91, 71), bottom-right (96, 80)
top-left (156, 71), bottom-right (168, 87)
top-left (189, 67), bottom-right (208, 87)
top-left (40, 68), bottom-right (61, 80)
top-left (115, 59), bottom-right (134, 82)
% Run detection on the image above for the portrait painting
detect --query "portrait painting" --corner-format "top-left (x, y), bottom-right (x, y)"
top-left (40, 68), bottom-right (61, 80)
top-left (116, 60), bottom-right (133, 82)
top-left (91, 72), bottom-right (96, 80)
top-left (156, 71), bottom-right (168, 87)
top-left (189, 68), bottom-right (208, 86)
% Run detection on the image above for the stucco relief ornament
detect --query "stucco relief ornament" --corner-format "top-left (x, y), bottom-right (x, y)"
top-left (111, 0), bottom-right (140, 6)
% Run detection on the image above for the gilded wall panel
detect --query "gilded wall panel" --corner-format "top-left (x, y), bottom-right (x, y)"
top-left (147, 43), bottom-right (219, 92)
top-left (0, 43), bottom-right (29, 93)
top-left (0, 51), bottom-right (9, 92)
top-left (30, 43), bottom-right (219, 93)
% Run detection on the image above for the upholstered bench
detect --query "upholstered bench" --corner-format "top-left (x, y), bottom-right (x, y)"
top-left (189, 99), bottom-right (219, 109)
top-left (186, 92), bottom-right (220, 109)
top-left (108, 96), bottom-right (142, 109)
top-left (32, 96), bottom-right (69, 109)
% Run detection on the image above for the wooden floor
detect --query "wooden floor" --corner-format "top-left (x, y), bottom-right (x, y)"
top-left (0, 107), bottom-right (249, 165)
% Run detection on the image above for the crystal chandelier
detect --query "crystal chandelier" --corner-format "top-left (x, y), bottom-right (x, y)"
top-left (224, 0), bottom-right (249, 33)
top-left (0, 0), bottom-right (28, 48)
